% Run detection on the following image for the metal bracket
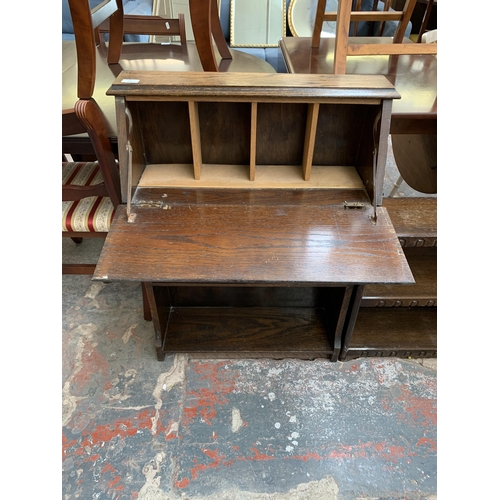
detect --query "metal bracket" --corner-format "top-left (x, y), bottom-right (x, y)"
top-left (124, 106), bottom-right (134, 223)
top-left (343, 201), bottom-right (365, 210)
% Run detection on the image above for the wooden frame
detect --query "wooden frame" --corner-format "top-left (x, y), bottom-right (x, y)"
top-left (93, 71), bottom-right (413, 361)
top-left (312, 0), bottom-right (437, 73)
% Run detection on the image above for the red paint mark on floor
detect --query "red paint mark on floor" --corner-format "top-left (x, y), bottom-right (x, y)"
top-left (182, 362), bottom-right (238, 426)
top-left (62, 435), bottom-right (78, 460)
top-left (249, 447), bottom-right (275, 461)
top-left (416, 437), bottom-right (437, 452)
top-left (292, 451), bottom-right (322, 462)
top-left (108, 475), bottom-right (121, 488)
top-left (176, 477), bottom-right (190, 488)
top-left (101, 463), bottom-right (117, 474)
top-left (176, 448), bottom-right (234, 489)
top-left (396, 386), bottom-right (437, 427)
top-left (88, 409), bottom-right (154, 444)
top-left (173, 437), bottom-right (426, 490)
top-left (72, 340), bottom-right (110, 392)
top-left (63, 407), bottom-right (174, 467)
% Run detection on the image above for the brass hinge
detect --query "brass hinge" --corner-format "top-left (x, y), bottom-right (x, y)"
top-left (343, 201), bottom-right (365, 210)
top-left (344, 201), bottom-right (377, 224)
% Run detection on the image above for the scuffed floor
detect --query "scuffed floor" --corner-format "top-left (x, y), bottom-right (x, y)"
top-left (62, 275), bottom-right (437, 500)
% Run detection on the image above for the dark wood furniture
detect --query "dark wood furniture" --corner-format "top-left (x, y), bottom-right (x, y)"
top-left (341, 197), bottom-right (436, 360)
top-left (279, 36), bottom-right (437, 360)
top-left (93, 71), bottom-right (413, 361)
top-left (62, 99), bottom-right (121, 273)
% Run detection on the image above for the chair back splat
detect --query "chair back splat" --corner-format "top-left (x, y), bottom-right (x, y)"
top-left (67, 0), bottom-right (187, 98)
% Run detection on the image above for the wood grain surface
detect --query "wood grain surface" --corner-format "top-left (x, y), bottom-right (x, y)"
top-left (94, 202), bottom-right (413, 285)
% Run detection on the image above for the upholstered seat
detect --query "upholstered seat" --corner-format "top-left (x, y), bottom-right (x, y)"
top-left (62, 161), bottom-right (116, 233)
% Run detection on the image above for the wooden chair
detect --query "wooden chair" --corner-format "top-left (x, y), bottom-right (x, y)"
top-left (98, 14), bottom-right (187, 47)
top-left (62, 98), bottom-right (121, 273)
top-left (63, 98), bottom-right (152, 319)
top-left (313, 0), bottom-right (437, 73)
top-left (67, 0), bottom-right (187, 99)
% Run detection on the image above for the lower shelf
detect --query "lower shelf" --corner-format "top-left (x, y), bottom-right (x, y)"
top-left (161, 307), bottom-right (335, 359)
top-left (362, 247), bottom-right (436, 307)
top-left (341, 307), bottom-right (437, 360)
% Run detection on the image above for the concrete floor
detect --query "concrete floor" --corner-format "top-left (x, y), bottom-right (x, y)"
top-left (62, 138), bottom-right (438, 499)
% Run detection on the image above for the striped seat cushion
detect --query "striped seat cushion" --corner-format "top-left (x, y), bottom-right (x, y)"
top-left (62, 162), bottom-right (116, 233)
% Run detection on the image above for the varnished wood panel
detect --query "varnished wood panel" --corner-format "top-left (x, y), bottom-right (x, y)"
top-left (256, 103), bottom-right (308, 165)
top-left (166, 285), bottom-right (345, 308)
top-left (314, 103), bottom-right (376, 166)
top-left (341, 307), bottom-right (437, 360)
top-left (133, 101), bottom-right (192, 165)
top-left (362, 247), bottom-right (436, 307)
top-left (383, 197), bottom-right (436, 246)
top-left (94, 204), bottom-right (413, 285)
top-left (162, 307), bottom-right (334, 358)
top-left (132, 187), bottom-right (371, 206)
top-left (198, 102), bottom-right (252, 165)
top-left (107, 71), bottom-right (400, 101)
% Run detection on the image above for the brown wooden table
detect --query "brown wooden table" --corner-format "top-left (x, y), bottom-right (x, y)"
top-left (279, 36), bottom-right (437, 135)
top-left (62, 40), bottom-right (275, 155)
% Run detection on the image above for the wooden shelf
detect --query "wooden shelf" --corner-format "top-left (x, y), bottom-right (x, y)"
top-left (162, 306), bottom-right (335, 359)
top-left (362, 247), bottom-right (436, 307)
top-left (138, 164), bottom-right (364, 189)
top-left (383, 197), bottom-right (437, 247)
top-left (342, 307), bottom-right (437, 360)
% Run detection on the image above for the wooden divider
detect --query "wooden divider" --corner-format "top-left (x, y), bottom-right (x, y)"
top-left (188, 101), bottom-right (202, 180)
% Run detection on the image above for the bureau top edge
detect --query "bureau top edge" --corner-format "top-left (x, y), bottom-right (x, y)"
top-left (106, 71), bottom-right (401, 101)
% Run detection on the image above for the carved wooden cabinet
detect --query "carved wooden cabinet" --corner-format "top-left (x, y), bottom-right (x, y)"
top-left (341, 196), bottom-right (437, 360)
top-left (94, 71), bottom-right (413, 361)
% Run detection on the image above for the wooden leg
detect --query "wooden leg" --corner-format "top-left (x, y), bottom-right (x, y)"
top-left (210, 0), bottom-right (231, 59)
top-left (107, 6), bottom-right (124, 64)
top-left (143, 283), bottom-right (172, 361)
top-left (324, 286), bottom-right (354, 362)
top-left (189, 0), bottom-right (218, 71)
top-left (333, 0), bottom-right (352, 75)
top-left (312, 0), bottom-right (326, 48)
top-left (339, 285), bottom-right (365, 361)
top-left (417, 0), bottom-right (434, 43)
top-left (71, 237), bottom-right (83, 244)
top-left (141, 282), bottom-right (152, 322)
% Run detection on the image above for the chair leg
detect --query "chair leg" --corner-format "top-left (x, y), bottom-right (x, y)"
top-left (71, 237), bottom-right (83, 244)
